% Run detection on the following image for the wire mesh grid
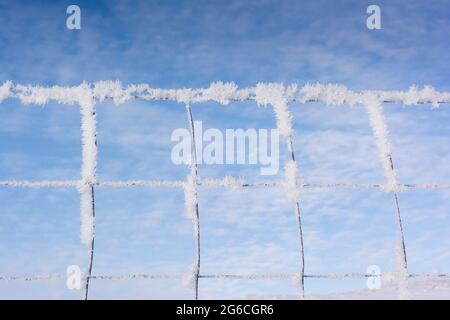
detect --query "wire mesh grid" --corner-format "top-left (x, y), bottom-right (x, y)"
top-left (0, 81), bottom-right (449, 299)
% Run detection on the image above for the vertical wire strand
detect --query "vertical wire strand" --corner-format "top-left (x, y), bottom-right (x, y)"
top-left (79, 91), bottom-right (97, 301)
top-left (389, 156), bottom-right (408, 270)
top-left (185, 103), bottom-right (201, 300)
top-left (288, 137), bottom-right (305, 298)
top-left (364, 98), bottom-right (408, 288)
top-left (84, 186), bottom-right (96, 300)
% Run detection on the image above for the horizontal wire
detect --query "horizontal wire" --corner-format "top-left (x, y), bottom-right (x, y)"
top-left (136, 95), bottom-right (450, 106)
top-left (2, 82), bottom-right (450, 108)
top-left (1, 272), bottom-right (448, 282)
top-left (97, 180), bottom-right (184, 188)
top-left (0, 179), bottom-right (449, 190)
top-left (0, 180), bottom-right (80, 188)
top-left (2, 82), bottom-right (450, 299)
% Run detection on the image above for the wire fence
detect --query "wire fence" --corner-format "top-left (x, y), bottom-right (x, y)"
top-left (0, 81), bottom-right (449, 299)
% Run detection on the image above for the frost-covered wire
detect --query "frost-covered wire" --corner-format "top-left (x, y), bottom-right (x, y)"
top-left (97, 180), bottom-right (184, 188)
top-left (1, 81), bottom-right (450, 107)
top-left (4, 272), bottom-right (448, 282)
top-left (78, 85), bottom-right (97, 247)
top-left (2, 179), bottom-right (450, 190)
top-left (1, 80), bottom-right (449, 299)
top-left (183, 103), bottom-right (201, 300)
top-left (364, 95), bottom-right (399, 193)
top-left (0, 180), bottom-right (79, 188)
top-left (77, 85), bottom-right (97, 300)
top-left (253, 83), bottom-right (306, 298)
top-left (362, 94), bottom-right (409, 299)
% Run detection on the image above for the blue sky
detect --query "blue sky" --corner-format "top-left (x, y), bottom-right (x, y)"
top-left (0, 0), bottom-right (449, 299)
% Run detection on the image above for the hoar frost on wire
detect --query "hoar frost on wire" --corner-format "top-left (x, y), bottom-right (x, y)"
top-left (93, 80), bottom-right (133, 104)
top-left (79, 186), bottom-right (95, 247)
top-left (181, 263), bottom-right (198, 289)
top-left (379, 85), bottom-right (447, 108)
top-left (78, 86), bottom-right (97, 246)
top-left (196, 81), bottom-right (238, 105)
top-left (284, 161), bottom-right (300, 201)
top-left (395, 238), bottom-right (410, 299)
top-left (292, 272), bottom-right (305, 297)
top-left (363, 95), bottom-right (400, 192)
top-left (1, 81), bottom-right (450, 108)
top-left (0, 180), bottom-right (78, 188)
top-left (200, 176), bottom-right (244, 190)
top-left (254, 83), bottom-right (295, 138)
top-left (183, 173), bottom-right (199, 235)
top-left (0, 81), bottom-right (12, 103)
top-left (15, 83), bottom-right (87, 105)
top-left (300, 83), bottom-right (360, 106)
top-left (175, 89), bottom-right (196, 105)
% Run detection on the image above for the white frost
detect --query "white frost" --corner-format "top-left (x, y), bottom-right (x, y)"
top-left (395, 238), bottom-right (410, 299)
top-left (79, 184), bottom-right (95, 247)
top-left (200, 176), bottom-right (244, 190)
top-left (197, 81), bottom-right (238, 105)
top-left (300, 83), bottom-right (359, 106)
top-left (0, 81), bottom-right (12, 103)
top-left (78, 86), bottom-right (97, 246)
top-left (284, 160), bottom-right (300, 201)
top-left (183, 173), bottom-right (199, 235)
top-left (181, 263), bottom-right (198, 289)
top-left (93, 80), bottom-right (131, 104)
top-left (1, 81), bottom-right (449, 108)
top-left (292, 272), bottom-right (305, 297)
top-left (254, 83), bottom-right (293, 138)
top-left (363, 95), bottom-right (399, 192)
top-left (0, 180), bottom-right (78, 188)
top-left (15, 84), bottom-right (82, 105)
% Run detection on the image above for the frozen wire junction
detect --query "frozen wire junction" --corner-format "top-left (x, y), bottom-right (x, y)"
top-left (0, 81), bottom-right (450, 299)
